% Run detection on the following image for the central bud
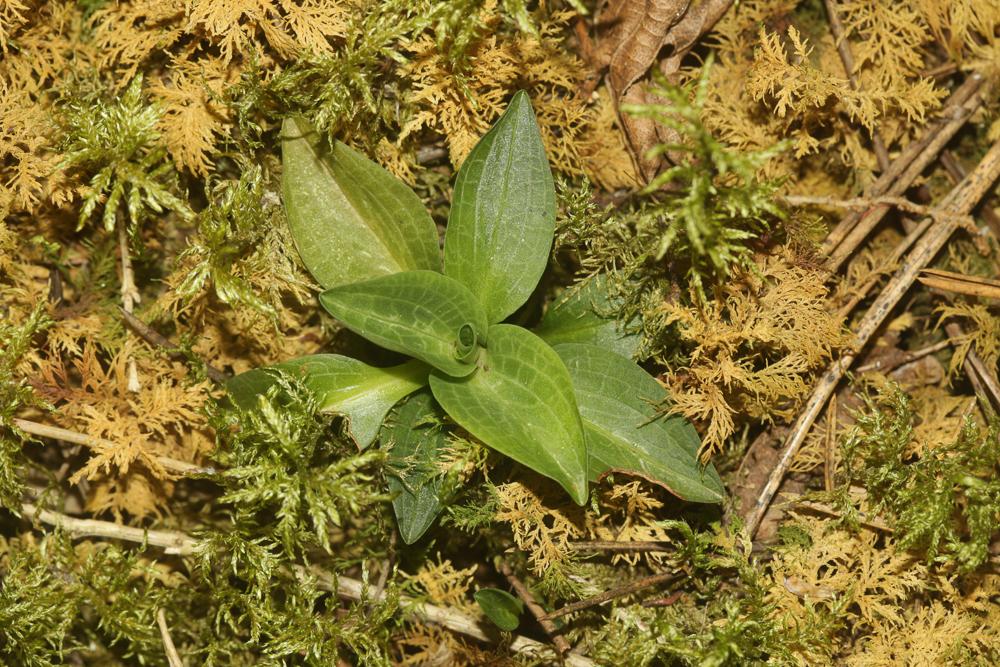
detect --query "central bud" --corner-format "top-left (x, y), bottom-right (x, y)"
top-left (453, 323), bottom-right (480, 362)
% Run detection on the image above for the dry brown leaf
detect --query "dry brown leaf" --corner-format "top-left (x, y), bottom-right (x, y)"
top-left (597, 0), bottom-right (734, 181)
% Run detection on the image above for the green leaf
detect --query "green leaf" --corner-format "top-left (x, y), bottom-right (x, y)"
top-left (280, 117), bottom-right (440, 289)
top-left (553, 343), bottom-right (724, 503)
top-left (319, 270), bottom-right (487, 377)
top-left (383, 390), bottom-right (448, 544)
top-left (534, 275), bottom-right (639, 359)
top-left (226, 355), bottom-right (429, 449)
top-left (474, 588), bottom-right (523, 631)
top-left (429, 324), bottom-right (589, 504)
top-left (444, 91), bottom-right (556, 323)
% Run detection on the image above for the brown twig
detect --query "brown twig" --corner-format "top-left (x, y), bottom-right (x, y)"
top-left (784, 194), bottom-right (974, 227)
top-left (823, 393), bottom-right (836, 493)
top-left (120, 308), bottom-right (229, 383)
top-left (794, 500), bottom-right (894, 533)
top-left (940, 150), bottom-right (1000, 239)
top-left (823, 0), bottom-right (890, 171)
top-left (824, 78), bottom-right (986, 272)
top-left (944, 321), bottom-right (1000, 414)
top-left (157, 609), bottom-right (185, 667)
top-left (918, 269), bottom-right (1000, 300)
top-left (746, 138), bottom-right (1000, 538)
top-left (821, 74), bottom-right (984, 261)
top-left (835, 213), bottom-right (935, 319)
top-left (934, 149), bottom-right (1000, 413)
top-left (498, 561), bottom-right (571, 654)
top-left (539, 570), bottom-right (680, 622)
top-left (13, 418), bottom-right (215, 477)
top-left (921, 61), bottom-right (960, 80)
top-left (569, 540), bottom-right (672, 553)
top-left (854, 338), bottom-right (954, 374)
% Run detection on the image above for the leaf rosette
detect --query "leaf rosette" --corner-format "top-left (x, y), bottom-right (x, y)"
top-left (229, 91), bottom-right (724, 543)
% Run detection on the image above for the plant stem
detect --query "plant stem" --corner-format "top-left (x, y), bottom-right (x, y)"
top-left (539, 570), bottom-right (680, 621)
top-left (120, 308), bottom-right (229, 383)
top-left (21, 503), bottom-right (198, 554)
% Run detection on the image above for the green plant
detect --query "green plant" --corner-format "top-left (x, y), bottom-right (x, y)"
top-left (228, 92), bottom-right (723, 544)
top-left (474, 587), bottom-right (523, 631)
top-left (842, 384), bottom-right (1000, 572)
top-left (565, 57), bottom-right (787, 318)
top-left (58, 75), bottom-right (192, 232)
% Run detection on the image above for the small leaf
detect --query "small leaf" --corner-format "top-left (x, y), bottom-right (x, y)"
top-left (430, 324), bottom-right (589, 504)
top-left (281, 117), bottom-right (440, 289)
top-left (444, 91), bottom-right (556, 323)
top-left (553, 343), bottom-right (724, 503)
top-left (474, 588), bottom-right (523, 631)
top-left (226, 355), bottom-right (429, 449)
top-left (383, 390), bottom-right (448, 544)
top-left (535, 275), bottom-right (639, 359)
top-left (319, 270), bottom-right (487, 377)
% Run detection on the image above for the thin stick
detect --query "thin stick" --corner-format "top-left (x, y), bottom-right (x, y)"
top-left (823, 0), bottom-right (890, 171)
top-left (821, 74), bottom-right (984, 257)
top-left (823, 393), bottom-right (836, 493)
top-left (836, 214), bottom-right (934, 319)
top-left (569, 540), bottom-right (672, 553)
top-left (498, 561), bottom-right (571, 654)
top-left (746, 138), bottom-right (1000, 537)
top-left (157, 609), bottom-right (185, 667)
top-left (539, 571), bottom-right (680, 622)
top-left (783, 194), bottom-right (974, 226)
top-left (855, 338), bottom-right (954, 374)
top-left (825, 81), bottom-right (985, 271)
top-left (13, 418), bottom-right (215, 477)
top-left (935, 150), bottom-right (1000, 413)
top-left (118, 217), bottom-right (142, 393)
top-left (21, 503), bottom-right (198, 554)
top-left (940, 150), bottom-right (1000, 239)
top-left (944, 321), bottom-right (1000, 414)
top-left (120, 308), bottom-right (229, 383)
top-left (794, 500), bottom-right (894, 533)
top-left (20, 504), bottom-right (595, 667)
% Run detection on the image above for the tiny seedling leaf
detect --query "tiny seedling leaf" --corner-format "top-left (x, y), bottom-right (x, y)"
top-left (383, 390), bottom-right (448, 544)
top-left (226, 355), bottom-right (429, 449)
top-left (429, 324), bottom-right (589, 504)
top-left (319, 270), bottom-right (487, 378)
top-left (474, 588), bottom-right (523, 631)
top-left (553, 343), bottom-right (724, 503)
top-left (535, 275), bottom-right (639, 359)
top-left (444, 91), bottom-right (556, 323)
top-left (281, 117), bottom-right (440, 289)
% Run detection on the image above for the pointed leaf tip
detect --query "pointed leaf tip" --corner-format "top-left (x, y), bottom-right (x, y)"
top-left (553, 343), bottom-right (724, 504)
top-left (281, 117), bottom-right (439, 289)
top-left (444, 93), bottom-right (556, 323)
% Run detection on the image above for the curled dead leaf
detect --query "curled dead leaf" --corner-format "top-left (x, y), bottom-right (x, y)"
top-left (595, 0), bottom-right (734, 181)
